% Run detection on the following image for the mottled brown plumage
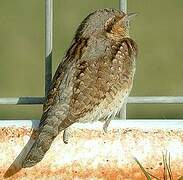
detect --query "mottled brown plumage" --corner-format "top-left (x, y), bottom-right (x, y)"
top-left (22, 8), bottom-right (138, 168)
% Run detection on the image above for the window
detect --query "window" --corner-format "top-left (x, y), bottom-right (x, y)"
top-left (0, 0), bottom-right (183, 120)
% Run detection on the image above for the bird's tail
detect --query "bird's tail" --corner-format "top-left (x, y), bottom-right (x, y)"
top-left (22, 123), bottom-right (59, 168)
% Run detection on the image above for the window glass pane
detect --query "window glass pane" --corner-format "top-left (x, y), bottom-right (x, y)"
top-left (128, 104), bottom-right (183, 119)
top-left (0, 1), bottom-right (44, 98)
top-left (129, 1), bottom-right (183, 96)
top-left (0, 105), bottom-right (42, 119)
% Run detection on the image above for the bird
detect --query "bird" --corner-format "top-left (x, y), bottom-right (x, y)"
top-left (22, 8), bottom-right (138, 168)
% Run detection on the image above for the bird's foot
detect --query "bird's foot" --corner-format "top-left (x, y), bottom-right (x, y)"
top-left (63, 128), bottom-right (69, 144)
top-left (103, 119), bottom-right (111, 133)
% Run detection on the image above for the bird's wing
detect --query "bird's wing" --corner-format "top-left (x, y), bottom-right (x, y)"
top-left (58, 37), bottom-right (138, 129)
top-left (41, 37), bottom-right (137, 129)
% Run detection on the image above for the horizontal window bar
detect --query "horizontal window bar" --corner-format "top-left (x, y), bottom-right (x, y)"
top-left (128, 96), bottom-right (183, 104)
top-left (0, 96), bottom-right (183, 105)
top-left (0, 97), bottom-right (44, 104)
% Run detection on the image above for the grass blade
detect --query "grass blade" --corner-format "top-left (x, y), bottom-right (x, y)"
top-left (167, 152), bottom-right (173, 180)
top-left (134, 157), bottom-right (152, 180)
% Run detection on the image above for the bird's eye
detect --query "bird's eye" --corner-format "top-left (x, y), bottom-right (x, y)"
top-left (104, 17), bottom-right (118, 32)
top-left (125, 20), bottom-right (130, 28)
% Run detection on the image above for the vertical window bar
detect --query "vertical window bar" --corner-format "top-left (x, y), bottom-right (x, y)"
top-left (119, 0), bottom-right (127, 119)
top-left (119, 0), bottom-right (127, 13)
top-left (45, 0), bottom-right (53, 97)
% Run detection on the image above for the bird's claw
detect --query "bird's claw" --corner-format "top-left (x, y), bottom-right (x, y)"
top-left (63, 129), bottom-right (69, 144)
top-left (103, 119), bottom-right (111, 133)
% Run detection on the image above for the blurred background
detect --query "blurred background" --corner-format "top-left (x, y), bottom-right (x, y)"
top-left (0, 0), bottom-right (183, 120)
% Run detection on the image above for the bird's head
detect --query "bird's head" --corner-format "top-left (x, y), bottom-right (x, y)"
top-left (75, 8), bottom-right (137, 41)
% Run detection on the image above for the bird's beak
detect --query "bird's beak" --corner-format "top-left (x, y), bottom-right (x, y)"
top-left (124, 12), bottom-right (138, 22)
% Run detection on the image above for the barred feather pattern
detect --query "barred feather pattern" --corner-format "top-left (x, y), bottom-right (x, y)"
top-left (22, 8), bottom-right (137, 168)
